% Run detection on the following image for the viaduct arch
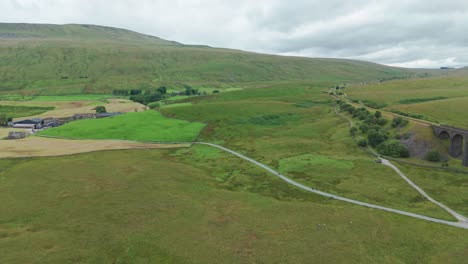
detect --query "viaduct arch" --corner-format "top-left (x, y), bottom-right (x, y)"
top-left (432, 125), bottom-right (468, 167)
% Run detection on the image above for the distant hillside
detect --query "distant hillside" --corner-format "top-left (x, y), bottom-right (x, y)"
top-left (0, 23), bottom-right (181, 45)
top-left (0, 23), bottom-right (426, 95)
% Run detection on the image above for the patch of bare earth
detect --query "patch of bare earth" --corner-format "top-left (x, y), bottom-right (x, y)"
top-left (0, 136), bottom-right (188, 158)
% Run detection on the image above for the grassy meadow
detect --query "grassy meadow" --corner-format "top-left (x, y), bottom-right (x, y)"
top-left (0, 148), bottom-right (468, 263)
top-left (346, 73), bottom-right (468, 128)
top-left (39, 110), bottom-right (205, 142)
top-left (0, 81), bottom-right (467, 263)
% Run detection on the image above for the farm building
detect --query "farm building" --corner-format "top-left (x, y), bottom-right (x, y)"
top-left (7, 131), bottom-right (29, 139)
top-left (12, 118), bottom-right (43, 129)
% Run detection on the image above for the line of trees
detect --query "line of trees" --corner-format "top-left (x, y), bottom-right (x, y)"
top-left (337, 100), bottom-right (410, 158)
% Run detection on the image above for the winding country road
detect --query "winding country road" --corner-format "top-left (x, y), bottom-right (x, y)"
top-left (196, 142), bottom-right (468, 230)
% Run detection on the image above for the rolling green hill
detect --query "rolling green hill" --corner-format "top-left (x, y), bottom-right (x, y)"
top-left (0, 23), bottom-right (423, 95)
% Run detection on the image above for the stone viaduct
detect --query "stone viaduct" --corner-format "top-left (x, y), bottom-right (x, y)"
top-left (432, 125), bottom-right (468, 166)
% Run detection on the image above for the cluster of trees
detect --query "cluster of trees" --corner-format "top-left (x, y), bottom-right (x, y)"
top-left (112, 89), bottom-right (146, 96)
top-left (338, 100), bottom-right (410, 158)
top-left (129, 87), bottom-right (168, 105)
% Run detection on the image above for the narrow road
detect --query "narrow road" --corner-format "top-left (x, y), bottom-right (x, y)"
top-left (196, 142), bottom-right (468, 230)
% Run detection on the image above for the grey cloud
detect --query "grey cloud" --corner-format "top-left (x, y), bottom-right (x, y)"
top-left (1, 0), bottom-right (468, 68)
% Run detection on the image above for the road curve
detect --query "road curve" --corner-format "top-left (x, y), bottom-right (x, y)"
top-left (196, 142), bottom-right (468, 230)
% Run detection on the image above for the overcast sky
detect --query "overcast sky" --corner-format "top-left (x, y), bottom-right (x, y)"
top-left (2, 0), bottom-right (468, 68)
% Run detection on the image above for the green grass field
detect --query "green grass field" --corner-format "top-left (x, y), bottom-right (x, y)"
top-left (0, 105), bottom-right (54, 118)
top-left (39, 110), bottom-right (205, 142)
top-left (0, 148), bottom-right (467, 263)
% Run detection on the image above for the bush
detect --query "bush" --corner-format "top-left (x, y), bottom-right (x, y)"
top-left (359, 123), bottom-right (369, 133)
top-left (358, 139), bottom-right (368, 147)
top-left (148, 102), bottom-right (161, 109)
top-left (212, 90), bottom-right (220, 93)
top-left (377, 140), bottom-right (410, 158)
top-left (368, 130), bottom-right (388, 147)
top-left (377, 118), bottom-right (388, 126)
top-left (391, 116), bottom-right (408, 128)
top-left (350, 127), bottom-right (358, 137)
top-left (375, 111), bottom-right (382, 118)
top-left (425, 151), bottom-right (441, 162)
top-left (95, 106), bottom-right (107, 113)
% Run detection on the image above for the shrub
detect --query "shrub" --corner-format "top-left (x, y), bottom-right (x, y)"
top-left (95, 106), bottom-right (107, 113)
top-left (375, 111), bottom-right (382, 118)
top-left (377, 140), bottom-right (410, 158)
top-left (377, 118), bottom-right (388, 126)
top-left (148, 102), bottom-right (161, 109)
top-left (391, 116), bottom-right (408, 128)
top-left (425, 151), bottom-right (441, 162)
top-left (213, 90), bottom-right (220, 94)
top-left (359, 123), bottom-right (369, 133)
top-left (350, 127), bottom-right (358, 137)
top-left (368, 130), bottom-right (388, 147)
top-left (358, 139), bottom-right (368, 147)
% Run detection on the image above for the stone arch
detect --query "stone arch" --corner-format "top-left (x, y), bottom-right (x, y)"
top-left (439, 130), bottom-right (450, 139)
top-left (450, 134), bottom-right (464, 157)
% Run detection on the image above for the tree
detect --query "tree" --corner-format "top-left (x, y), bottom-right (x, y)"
top-left (425, 151), bottom-right (441, 162)
top-left (376, 140), bottom-right (410, 158)
top-left (95, 106), bottom-right (107, 113)
top-left (130, 89), bottom-right (142, 96)
top-left (358, 139), bottom-right (368, 147)
top-left (212, 90), bottom-right (220, 93)
top-left (359, 123), bottom-right (369, 133)
top-left (377, 118), bottom-right (388, 126)
top-left (368, 130), bottom-right (388, 147)
top-left (350, 127), bottom-right (358, 137)
top-left (157, 86), bottom-right (167, 95)
top-left (375, 111), bottom-right (382, 118)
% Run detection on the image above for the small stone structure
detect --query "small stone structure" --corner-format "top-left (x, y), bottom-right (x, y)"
top-left (7, 131), bottom-right (28, 140)
top-left (432, 125), bottom-right (468, 166)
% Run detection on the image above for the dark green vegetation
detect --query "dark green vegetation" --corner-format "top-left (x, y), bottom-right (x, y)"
top-left (39, 110), bottom-right (205, 142)
top-left (398, 96), bottom-right (448, 105)
top-left (337, 101), bottom-right (410, 158)
top-left (0, 23), bottom-right (421, 96)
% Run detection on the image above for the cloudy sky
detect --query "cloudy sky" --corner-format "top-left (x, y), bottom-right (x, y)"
top-left (2, 0), bottom-right (468, 68)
